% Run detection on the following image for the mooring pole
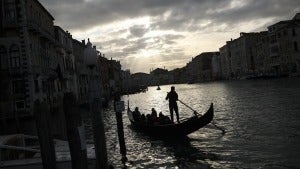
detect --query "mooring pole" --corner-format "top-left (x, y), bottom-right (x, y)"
top-left (63, 92), bottom-right (88, 169)
top-left (88, 67), bottom-right (108, 169)
top-left (33, 100), bottom-right (56, 169)
top-left (114, 92), bottom-right (127, 164)
top-left (92, 97), bottom-right (108, 169)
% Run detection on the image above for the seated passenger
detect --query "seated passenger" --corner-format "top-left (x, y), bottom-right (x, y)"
top-left (132, 107), bottom-right (141, 121)
top-left (151, 108), bottom-right (157, 117)
top-left (141, 114), bottom-right (146, 121)
top-left (150, 108), bottom-right (159, 125)
top-left (146, 114), bottom-right (151, 123)
top-left (159, 112), bottom-right (172, 124)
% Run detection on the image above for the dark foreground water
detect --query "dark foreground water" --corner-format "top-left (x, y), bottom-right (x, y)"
top-left (84, 78), bottom-right (300, 169)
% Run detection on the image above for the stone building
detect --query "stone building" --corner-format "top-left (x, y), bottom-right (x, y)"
top-left (72, 39), bottom-right (89, 104)
top-left (267, 13), bottom-right (300, 76)
top-left (254, 31), bottom-right (270, 75)
top-left (0, 0), bottom-right (56, 120)
top-left (211, 52), bottom-right (221, 80)
top-left (221, 32), bottom-right (268, 79)
top-left (186, 52), bottom-right (216, 82)
top-left (150, 68), bottom-right (173, 85)
top-left (54, 26), bottom-right (77, 96)
top-left (108, 58), bottom-right (122, 92)
top-left (0, 0), bottom-right (83, 138)
top-left (98, 54), bottom-right (111, 99)
top-left (219, 43), bottom-right (232, 79)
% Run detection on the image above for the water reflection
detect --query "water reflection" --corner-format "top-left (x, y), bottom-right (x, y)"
top-left (162, 137), bottom-right (215, 169)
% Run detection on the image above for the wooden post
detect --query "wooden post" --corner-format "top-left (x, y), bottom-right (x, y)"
top-left (114, 93), bottom-right (127, 163)
top-left (91, 97), bottom-right (108, 169)
top-left (33, 100), bottom-right (56, 169)
top-left (63, 92), bottom-right (88, 169)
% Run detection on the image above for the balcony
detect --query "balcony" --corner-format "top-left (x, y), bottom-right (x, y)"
top-left (27, 20), bottom-right (55, 43)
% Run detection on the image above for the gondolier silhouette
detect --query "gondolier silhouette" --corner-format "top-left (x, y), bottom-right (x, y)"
top-left (166, 86), bottom-right (180, 123)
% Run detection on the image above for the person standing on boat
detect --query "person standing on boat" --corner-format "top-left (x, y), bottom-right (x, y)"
top-left (166, 86), bottom-right (179, 123)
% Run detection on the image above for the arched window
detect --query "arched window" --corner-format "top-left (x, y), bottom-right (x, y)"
top-left (9, 44), bottom-right (20, 68)
top-left (0, 46), bottom-right (7, 69)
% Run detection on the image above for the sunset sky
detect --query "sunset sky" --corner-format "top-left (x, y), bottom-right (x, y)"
top-left (40, 0), bottom-right (300, 73)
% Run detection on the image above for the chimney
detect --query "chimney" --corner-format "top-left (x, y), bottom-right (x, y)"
top-left (82, 40), bottom-right (85, 45)
top-left (93, 45), bottom-right (96, 49)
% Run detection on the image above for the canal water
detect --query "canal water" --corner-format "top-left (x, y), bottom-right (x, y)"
top-left (84, 78), bottom-right (300, 169)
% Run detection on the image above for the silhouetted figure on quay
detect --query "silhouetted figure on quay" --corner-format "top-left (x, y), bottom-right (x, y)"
top-left (166, 86), bottom-right (180, 123)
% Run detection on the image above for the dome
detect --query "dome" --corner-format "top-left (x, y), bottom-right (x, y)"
top-left (84, 38), bottom-right (98, 66)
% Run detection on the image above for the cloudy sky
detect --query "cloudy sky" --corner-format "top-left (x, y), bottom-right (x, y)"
top-left (40, 0), bottom-right (300, 73)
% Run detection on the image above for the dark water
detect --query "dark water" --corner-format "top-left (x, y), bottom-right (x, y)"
top-left (84, 78), bottom-right (300, 169)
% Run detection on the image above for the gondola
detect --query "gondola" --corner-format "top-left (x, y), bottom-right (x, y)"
top-left (127, 103), bottom-right (214, 137)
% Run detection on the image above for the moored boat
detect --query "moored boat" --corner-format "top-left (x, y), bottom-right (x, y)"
top-left (127, 103), bottom-right (214, 137)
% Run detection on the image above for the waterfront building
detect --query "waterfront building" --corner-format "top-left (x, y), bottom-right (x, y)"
top-left (150, 68), bottom-right (173, 85)
top-left (108, 58), bottom-right (122, 92)
top-left (211, 52), bottom-right (221, 80)
top-left (0, 0), bottom-right (56, 123)
top-left (73, 39), bottom-right (89, 104)
top-left (170, 67), bottom-right (187, 84)
top-left (98, 54), bottom-right (111, 99)
top-left (54, 26), bottom-right (77, 97)
top-left (121, 69), bottom-right (131, 94)
top-left (225, 32), bottom-right (268, 79)
top-left (83, 39), bottom-right (102, 100)
top-left (267, 13), bottom-right (300, 76)
top-left (131, 72), bottom-right (152, 87)
top-left (186, 52), bottom-right (216, 82)
top-left (254, 31), bottom-right (270, 75)
top-left (219, 43), bottom-right (232, 79)
top-left (186, 56), bottom-right (200, 82)
top-left (0, 0), bottom-right (82, 138)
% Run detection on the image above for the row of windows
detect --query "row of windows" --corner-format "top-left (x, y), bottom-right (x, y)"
top-left (269, 41), bottom-right (299, 54)
top-left (0, 45), bottom-right (20, 69)
top-left (1, 44), bottom-right (75, 70)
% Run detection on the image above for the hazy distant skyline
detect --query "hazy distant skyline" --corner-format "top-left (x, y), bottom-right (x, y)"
top-left (40, 0), bottom-right (300, 73)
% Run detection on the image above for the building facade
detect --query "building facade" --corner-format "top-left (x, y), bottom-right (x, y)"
top-left (267, 13), bottom-right (300, 76)
top-left (254, 31), bottom-right (270, 75)
top-left (219, 42), bottom-right (232, 80)
top-left (0, 0), bottom-right (56, 120)
top-left (72, 39), bottom-right (89, 104)
top-left (186, 52), bottom-right (216, 82)
top-left (211, 52), bottom-right (221, 80)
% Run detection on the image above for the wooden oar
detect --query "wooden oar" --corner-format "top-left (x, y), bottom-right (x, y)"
top-left (178, 99), bottom-right (226, 134)
top-left (178, 100), bottom-right (198, 116)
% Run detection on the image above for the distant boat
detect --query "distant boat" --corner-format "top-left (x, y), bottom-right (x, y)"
top-left (127, 103), bottom-right (214, 137)
top-left (157, 85), bottom-right (161, 90)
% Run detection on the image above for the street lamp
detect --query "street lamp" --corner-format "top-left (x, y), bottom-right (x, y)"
top-left (84, 39), bottom-right (108, 169)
